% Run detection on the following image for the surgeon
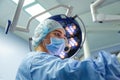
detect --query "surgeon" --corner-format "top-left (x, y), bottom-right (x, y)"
top-left (16, 18), bottom-right (120, 80)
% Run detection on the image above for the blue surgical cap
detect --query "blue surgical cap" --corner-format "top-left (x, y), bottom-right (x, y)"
top-left (32, 19), bottom-right (64, 47)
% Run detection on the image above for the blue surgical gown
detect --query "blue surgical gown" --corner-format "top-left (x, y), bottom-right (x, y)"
top-left (16, 51), bottom-right (120, 80)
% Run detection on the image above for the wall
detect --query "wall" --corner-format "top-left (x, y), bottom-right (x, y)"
top-left (0, 27), bottom-right (29, 80)
top-left (0, 0), bottom-right (39, 79)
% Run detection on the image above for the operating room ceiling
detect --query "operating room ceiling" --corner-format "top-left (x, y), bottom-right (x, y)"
top-left (0, 0), bottom-right (120, 53)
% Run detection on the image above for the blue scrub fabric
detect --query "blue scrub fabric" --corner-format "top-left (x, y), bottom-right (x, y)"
top-left (16, 51), bottom-right (120, 80)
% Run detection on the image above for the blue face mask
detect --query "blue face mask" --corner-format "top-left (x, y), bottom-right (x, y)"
top-left (46, 37), bottom-right (65, 56)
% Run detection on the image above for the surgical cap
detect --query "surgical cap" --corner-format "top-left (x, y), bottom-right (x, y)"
top-left (32, 19), bottom-right (64, 47)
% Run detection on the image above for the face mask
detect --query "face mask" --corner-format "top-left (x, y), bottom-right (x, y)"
top-left (46, 37), bottom-right (65, 56)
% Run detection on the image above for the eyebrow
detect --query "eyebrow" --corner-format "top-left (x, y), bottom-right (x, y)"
top-left (54, 30), bottom-right (62, 34)
top-left (54, 30), bottom-right (66, 37)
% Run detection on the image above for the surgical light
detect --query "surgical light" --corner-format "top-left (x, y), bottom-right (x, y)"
top-left (69, 38), bottom-right (78, 47)
top-left (59, 52), bottom-right (66, 59)
top-left (65, 24), bottom-right (76, 35)
top-left (65, 26), bottom-right (74, 35)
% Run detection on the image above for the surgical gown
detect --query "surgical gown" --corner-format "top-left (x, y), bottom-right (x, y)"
top-left (16, 51), bottom-right (120, 80)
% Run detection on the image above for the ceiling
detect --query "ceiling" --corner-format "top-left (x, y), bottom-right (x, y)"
top-left (0, 0), bottom-right (120, 53)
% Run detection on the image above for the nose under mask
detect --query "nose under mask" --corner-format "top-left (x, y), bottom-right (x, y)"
top-left (45, 37), bottom-right (66, 56)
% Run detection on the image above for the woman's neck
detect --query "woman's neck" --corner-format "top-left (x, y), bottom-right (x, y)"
top-left (36, 45), bottom-right (48, 53)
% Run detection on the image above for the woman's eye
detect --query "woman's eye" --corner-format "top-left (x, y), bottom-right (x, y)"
top-left (55, 33), bottom-right (61, 37)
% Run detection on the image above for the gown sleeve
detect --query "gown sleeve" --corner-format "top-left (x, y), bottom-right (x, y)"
top-left (94, 51), bottom-right (120, 80)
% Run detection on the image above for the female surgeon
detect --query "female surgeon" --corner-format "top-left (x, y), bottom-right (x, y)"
top-left (16, 19), bottom-right (120, 80)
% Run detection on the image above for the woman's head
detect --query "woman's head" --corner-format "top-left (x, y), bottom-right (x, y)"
top-left (32, 19), bottom-right (68, 53)
top-left (32, 19), bottom-right (65, 47)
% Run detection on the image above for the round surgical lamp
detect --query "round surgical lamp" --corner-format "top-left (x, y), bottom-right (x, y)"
top-left (48, 14), bottom-right (86, 58)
